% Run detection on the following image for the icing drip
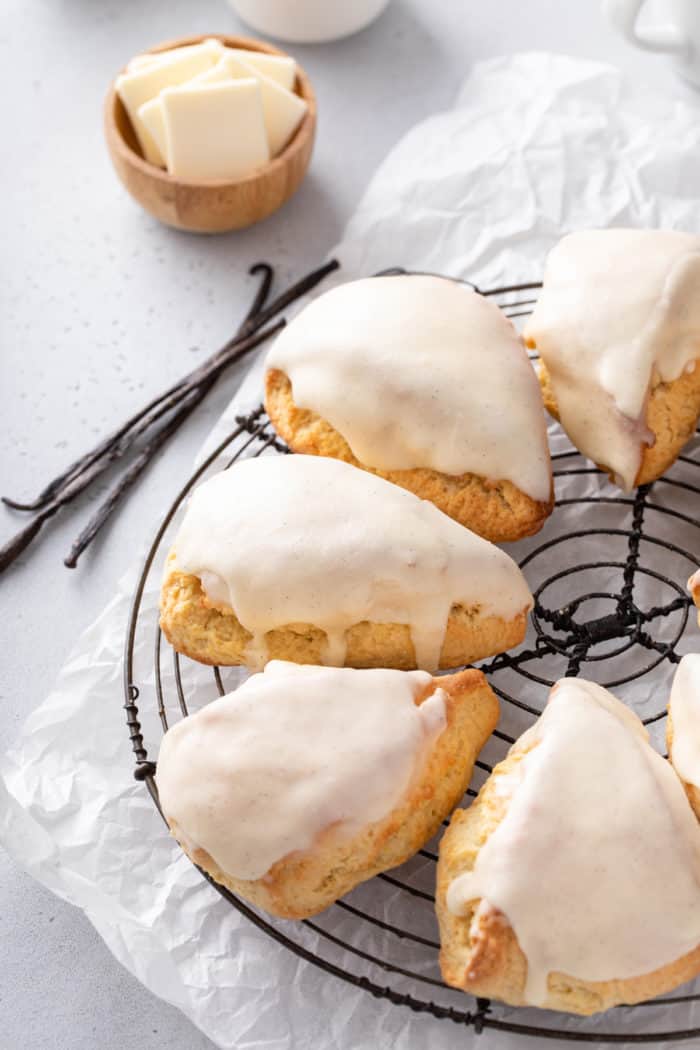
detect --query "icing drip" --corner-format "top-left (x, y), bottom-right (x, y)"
top-left (266, 275), bottom-right (551, 502)
top-left (524, 229), bottom-right (700, 490)
top-left (172, 454), bottom-right (532, 670)
top-left (669, 654), bottom-right (700, 790)
top-left (447, 678), bottom-right (700, 1005)
top-left (156, 661), bottom-right (447, 881)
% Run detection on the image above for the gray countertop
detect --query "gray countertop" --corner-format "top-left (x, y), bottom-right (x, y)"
top-left (0, 2), bottom-right (688, 1047)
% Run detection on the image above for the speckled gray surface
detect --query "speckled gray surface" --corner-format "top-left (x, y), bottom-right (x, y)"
top-left (0, 2), bottom-right (689, 1047)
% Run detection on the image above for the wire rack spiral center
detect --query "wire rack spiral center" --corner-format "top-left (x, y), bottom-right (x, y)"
top-left (123, 276), bottom-right (700, 1044)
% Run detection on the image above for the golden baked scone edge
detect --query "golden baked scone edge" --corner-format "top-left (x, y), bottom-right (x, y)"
top-left (264, 369), bottom-right (553, 543)
top-left (536, 359), bottom-right (700, 487)
top-left (167, 667), bottom-right (499, 918)
top-left (159, 554), bottom-right (529, 670)
top-left (436, 733), bottom-right (700, 1014)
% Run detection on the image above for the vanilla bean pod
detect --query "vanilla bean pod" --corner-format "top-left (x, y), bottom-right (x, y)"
top-left (2, 263), bottom-right (276, 514)
top-left (237, 258), bottom-right (339, 340)
top-left (52, 309), bottom-right (283, 506)
top-left (4, 260), bottom-right (335, 512)
top-left (63, 265), bottom-right (280, 569)
top-left (0, 319), bottom-right (283, 576)
top-left (1, 257), bottom-right (339, 574)
top-left (0, 446), bottom-right (131, 573)
top-left (64, 385), bottom-right (207, 568)
top-left (243, 262), bottom-right (274, 323)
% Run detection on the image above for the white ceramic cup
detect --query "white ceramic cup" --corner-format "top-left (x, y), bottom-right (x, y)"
top-left (602, 0), bottom-right (700, 85)
top-left (226, 0), bottom-right (392, 44)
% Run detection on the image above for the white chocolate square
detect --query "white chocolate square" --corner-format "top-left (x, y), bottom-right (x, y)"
top-left (161, 79), bottom-right (270, 181)
top-left (193, 53), bottom-right (308, 157)
top-left (116, 40), bottom-right (222, 164)
top-left (126, 39), bottom-right (224, 73)
top-left (137, 96), bottom-right (168, 167)
top-left (224, 49), bottom-right (296, 91)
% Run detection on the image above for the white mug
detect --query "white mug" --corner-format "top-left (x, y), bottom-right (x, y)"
top-left (227, 0), bottom-right (392, 44)
top-left (602, 0), bottom-right (700, 85)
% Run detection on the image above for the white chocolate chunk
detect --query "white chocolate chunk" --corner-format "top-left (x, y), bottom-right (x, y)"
top-left (135, 42), bottom-right (230, 168)
top-left (127, 53), bottom-right (163, 71)
top-left (194, 53), bottom-right (308, 156)
top-left (190, 54), bottom-right (243, 85)
top-left (224, 48), bottom-right (296, 90)
top-left (138, 96), bottom-right (168, 167)
top-left (126, 39), bottom-right (224, 73)
top-left (116, 40), bottom-right (222, 164)
top-left (253, 68), bottom-right (307, 155)
top-left (161, 79), bottom-right (269, 182)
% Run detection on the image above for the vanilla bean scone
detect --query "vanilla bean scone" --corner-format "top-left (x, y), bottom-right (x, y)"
top-left (264, 275), bottom-right (553, 543)
top-left (524, 229), bottom-right (700, 491)
top-left (160, 454), bottom-right (533, 671)
top-left (436, 678), bottom-right (700, 1015)
top-left (668, 654), bottom-right (700, 819)
top-left (156, 661), bottom-right (499, 919)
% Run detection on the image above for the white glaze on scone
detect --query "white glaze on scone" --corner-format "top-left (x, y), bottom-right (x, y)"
top-left (446, 678), bottom-right (700, 1006)
top-left (265, 275), bottom-right (551, 502)
top-left (669, 654), bottom-right (700, 790)
top-left (524, 229), bottom-right (700, 490)
top-left (171, 454), bottom-right (533, 670)
top-left (155, 661), bottom-right (446, 881)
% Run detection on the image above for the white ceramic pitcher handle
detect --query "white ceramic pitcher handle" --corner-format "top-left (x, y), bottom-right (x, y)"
top-left (602, 0), bottom-right (689, 54)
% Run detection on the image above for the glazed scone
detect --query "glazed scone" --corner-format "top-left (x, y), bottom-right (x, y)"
top-left (538, 357), bottom-right (700, 487)
top-left (437, 678), bottom-right (700, 1015)
top-left (668, 654), bottom-right (700, 819)
top-left (265, 371), bottom-right (552, 544)
top-left (264, 275), bottom-right (553, 543)
top-left (156, 662), bottom-right (499, 919)
top-left (160, 454), bottom-right (533, 671)
top-left (525, 229), bottom-right (700, 490)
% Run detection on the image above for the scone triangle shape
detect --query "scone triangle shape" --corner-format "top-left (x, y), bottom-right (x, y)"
top-left (264, 274), bottom-right (553, 542)
top-left (156, 662), bottom-right (499, 918)
top-left (437, 677), bottom-right (700, 1015)
top-left (160, 454), bottom-right (533, 671)
top-left (524, 229), bottom-right (700, 491)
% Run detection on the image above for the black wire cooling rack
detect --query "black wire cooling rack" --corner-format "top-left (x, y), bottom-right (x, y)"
top-left (123, 276), bottom-right (700, 1044)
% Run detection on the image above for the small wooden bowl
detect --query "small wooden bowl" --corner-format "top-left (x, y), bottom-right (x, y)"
top-left (104, 34), bottom-right (316, 233)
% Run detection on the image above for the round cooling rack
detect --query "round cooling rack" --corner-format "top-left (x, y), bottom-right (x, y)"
top-left (123, 277), bottom-right (700, 1043)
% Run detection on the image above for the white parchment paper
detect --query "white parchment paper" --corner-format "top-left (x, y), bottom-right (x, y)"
top-left (4, 53), bottom-right (700, 1049)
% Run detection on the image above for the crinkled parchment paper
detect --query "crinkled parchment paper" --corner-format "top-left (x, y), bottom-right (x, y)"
top-left (4, 53), bottom-right (700, 1049)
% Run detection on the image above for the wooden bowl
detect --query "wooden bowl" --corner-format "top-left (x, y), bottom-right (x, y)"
top-left (104, 34), bottom-right (317, 233)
